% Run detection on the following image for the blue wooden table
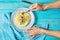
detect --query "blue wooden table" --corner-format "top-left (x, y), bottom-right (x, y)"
top-left (0, 0), bottom-right (60, 40)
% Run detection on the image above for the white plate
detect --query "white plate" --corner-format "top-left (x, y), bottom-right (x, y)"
top-left (11, 8), bottom-right (35, 31)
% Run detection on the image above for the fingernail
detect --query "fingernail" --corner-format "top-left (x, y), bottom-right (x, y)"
top-left (28, 10), bottom-right (30, 12)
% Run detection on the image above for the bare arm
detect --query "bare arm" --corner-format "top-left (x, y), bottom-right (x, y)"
top-left (27, 1), bottom-right (60, 38)
top-left (29, 1), bottom-right (60, 11)
top-left (43, 30), bottom-right (60, 38)
top-left (41, 1), bottom-right (60, 38)
top-left (25, 27), bottom-right (60, 38)
top-left (43, 1), bottom-right (60, 9)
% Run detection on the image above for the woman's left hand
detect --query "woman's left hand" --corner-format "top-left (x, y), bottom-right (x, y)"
top-left (24, 27), bottom-right (45, 38)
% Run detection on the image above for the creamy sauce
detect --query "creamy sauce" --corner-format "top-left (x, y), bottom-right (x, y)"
top-left (14, 12), bottom-right (30, 27)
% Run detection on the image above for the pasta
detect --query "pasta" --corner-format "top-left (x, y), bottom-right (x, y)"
top-left (14, 12), bottom-right (30, 27)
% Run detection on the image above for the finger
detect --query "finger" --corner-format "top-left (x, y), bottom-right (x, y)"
top-left (29, 4), bottom-right (36, 11)
top-left (24, 28), bottom-right (33, 32)
top-left (30, 35), bottom-right (35, 40)
top-left (29, 6), bottom-right (36, 11)
top-left (27, 28), bottom-right (33, 31)
top-left (35, 8), bottom-right (39, 11)
top-left (28, 4), bottom-right (34, 11)
top-left (27, 31), bottom-right (35, 36)
top-left (32, 35), bottom-right (35, 38)
top-left (23, 30), bottom-right (29, 33)
top-left (23, 31), bottom-right (32, 36)
top-left (35, 8), bottom-right (41, 11)
top-left (24, 30), bottom-right (32, 33)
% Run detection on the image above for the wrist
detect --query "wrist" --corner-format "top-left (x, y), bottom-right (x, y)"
top-left (43, 29), bottom-right (49, 34)
top-left (42, 4), bottom-right (50, 10)
top-left (40, 29), bottom-right (48, 34)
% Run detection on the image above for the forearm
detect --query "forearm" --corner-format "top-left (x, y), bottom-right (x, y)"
top-left (43, 1), bottom-right (60, 9)
top-left (42, 29), bottom-right (60, 38)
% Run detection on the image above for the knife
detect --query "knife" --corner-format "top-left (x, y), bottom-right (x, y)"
top-left (22, 0), bottom-right (33, 4)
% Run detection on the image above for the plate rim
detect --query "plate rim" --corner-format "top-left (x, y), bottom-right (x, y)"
top-left (10, 7), bottom-right (35, 31)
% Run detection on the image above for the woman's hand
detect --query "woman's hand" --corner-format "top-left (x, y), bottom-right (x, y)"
top-left (28, 3), bottom-right (43, 11)
top-left (24, 26), bottom-right (60, 38)
top-left (28, 1), bottom-right (60, 11)
top-left (24, 27), bottom-right (45, 38)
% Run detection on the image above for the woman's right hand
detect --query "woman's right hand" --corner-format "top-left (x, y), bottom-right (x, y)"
top-left (28, 3), bottom-right (43, 11)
